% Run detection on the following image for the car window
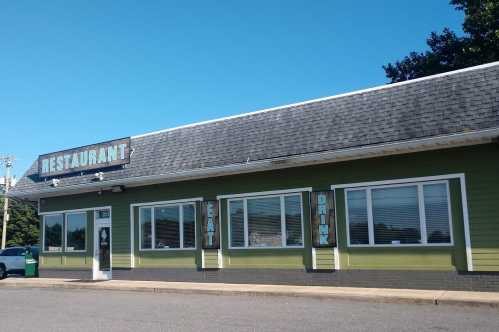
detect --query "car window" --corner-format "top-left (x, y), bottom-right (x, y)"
top-left (3, 248), bottom-right (24, 256)
top-left (3, 249), bottom-right (16, 256)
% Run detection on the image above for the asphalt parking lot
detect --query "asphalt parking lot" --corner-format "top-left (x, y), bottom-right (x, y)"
top-left (1, 288), bottom-right (498, 331)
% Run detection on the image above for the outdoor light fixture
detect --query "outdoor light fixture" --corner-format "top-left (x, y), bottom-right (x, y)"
top-left (94, 172), bottom-right (104, 181)
top-left (111, 185), bottom-right (125, 193)
top-left (50, 179), bottom-right (60, 187)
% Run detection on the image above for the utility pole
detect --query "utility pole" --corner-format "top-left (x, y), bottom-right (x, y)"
top-left (1, 156), bottom-right (13, 249)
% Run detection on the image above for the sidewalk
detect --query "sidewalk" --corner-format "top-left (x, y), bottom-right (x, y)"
top-left (1, 277), bottom-right (499, 308)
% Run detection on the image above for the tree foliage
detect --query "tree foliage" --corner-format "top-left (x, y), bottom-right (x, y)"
top-left (384, 0), bottom-right (499, 83)
top-left (0, 197), bottom-right (39, 247)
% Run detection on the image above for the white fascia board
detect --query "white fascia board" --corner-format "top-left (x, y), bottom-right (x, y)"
top-left (11, 127), bottom-right (499, 200)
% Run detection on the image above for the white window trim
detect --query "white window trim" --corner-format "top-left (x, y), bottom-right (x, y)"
top-left (64, 212), bottom-right (87, 253)
top-left (344, 180), bottom-right (454, 248)
top-left (42, 214), bottom-right (64, 253)
top-left (217, 187), bottom-right (312, 200)
top-left (138, 202), bottom-right (197, 251)
top-left (227, 192), bottom-right (305, 250)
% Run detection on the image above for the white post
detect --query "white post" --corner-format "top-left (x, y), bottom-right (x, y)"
top-left (1, 158), bottom-right (12, 249)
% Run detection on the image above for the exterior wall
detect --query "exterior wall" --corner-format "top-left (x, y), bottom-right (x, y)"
top-left (38, 143), bottom-right (499, 272)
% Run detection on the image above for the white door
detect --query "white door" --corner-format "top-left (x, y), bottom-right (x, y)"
top-left (93, 209), bottom-right (112, 280)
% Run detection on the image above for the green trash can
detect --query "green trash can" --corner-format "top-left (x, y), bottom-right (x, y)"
top-left (24, 247), bottom-right (39, 278)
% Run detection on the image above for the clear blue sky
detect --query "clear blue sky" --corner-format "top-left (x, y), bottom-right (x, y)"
top-left (1, 1), bottom-right (464, 178)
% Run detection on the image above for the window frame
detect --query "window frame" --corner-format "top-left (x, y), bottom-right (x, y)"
top-left (64, 212), bottom-right (88, 253)
top-left (344, 180), bottom-right (454, 248)
top-left (42, 214), bottom-right (64, 253)
top-left (227, 193), bottom-right (305, 250)
top-left (138, 202), bottom-right (197, 251)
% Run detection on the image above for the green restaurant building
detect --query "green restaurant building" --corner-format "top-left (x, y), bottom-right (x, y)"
top-left (11, 62), bottom-right (499, 290)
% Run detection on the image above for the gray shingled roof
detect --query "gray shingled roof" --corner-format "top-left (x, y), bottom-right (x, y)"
top-left (12, 62), bottom-right (499, 196)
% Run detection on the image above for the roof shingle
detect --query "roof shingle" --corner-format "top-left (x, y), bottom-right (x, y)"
top-left (12, 63), bottom-right (499, 195)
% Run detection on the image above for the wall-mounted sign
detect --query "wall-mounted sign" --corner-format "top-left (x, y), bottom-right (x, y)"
top-left (201, 201), bottom-right (220, 249)
top-left (38, 137), bottom-right (131, 177)
top-left (310, 191), bottom-right (336, 248)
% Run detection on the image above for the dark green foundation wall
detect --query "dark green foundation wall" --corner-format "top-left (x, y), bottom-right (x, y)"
top-left (39, 143), bottom-right (499, 272)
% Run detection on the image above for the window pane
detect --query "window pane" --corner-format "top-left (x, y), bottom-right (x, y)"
top-left (347, 190), bottom-right (369, 245)
top-left (44, 214), bottom-right (63, 252)
top-left (155, 206), bottom-right (180, 249)
top-left (372, 186), bottom-right (421, 244)
top-left (140, 208), bottom-right (152, 249)
top-left (66, 213), bottom-right (86, 251)
top-left (424, 183), bottom-right (451, 244)
top-left (96, 209), bottom-right (110, 219)
top-left (247, 197), bottom-right (281, 247)
top-left (230, 200), bottom-right (244, 247)
top-left (183, 204), bottom-right (196, 248)
top-left (285, 195), bottom-right (302, 246)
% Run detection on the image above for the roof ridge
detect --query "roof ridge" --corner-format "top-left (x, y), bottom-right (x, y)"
top-left (132, 61), bottom-right (499, 139)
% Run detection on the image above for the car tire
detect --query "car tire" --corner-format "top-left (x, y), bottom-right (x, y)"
top-left (0, 264), bottom-right (6, 280)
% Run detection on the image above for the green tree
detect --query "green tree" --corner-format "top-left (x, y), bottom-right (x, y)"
top-left (0, 197), bottom-right (39, 247)
top-left (383, 0), bottom-right (499, 83)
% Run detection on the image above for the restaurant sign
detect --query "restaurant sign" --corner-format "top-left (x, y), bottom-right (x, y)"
top-left (38, 137), bottom-right (131, 177)
top-left (201, 201), bottom-right (220, 249)
top-left (310, 191), bottom-right (336, 248)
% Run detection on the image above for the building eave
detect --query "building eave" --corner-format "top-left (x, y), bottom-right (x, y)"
top-left (10, 127), bottom-right (499, 200)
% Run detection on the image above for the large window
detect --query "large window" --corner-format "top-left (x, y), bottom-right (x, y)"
top-left (43, 214), bottom-right (63, 252)
top-left (228, 193), bottom-right (304, 248)
top-left (139, 203), bottom-right (196, 250)
top-left (345, 181), bottom-right (452, 246)
top-left (65, 212), bottom-right (87, 252)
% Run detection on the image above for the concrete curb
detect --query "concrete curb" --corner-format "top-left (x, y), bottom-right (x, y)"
top-left (1, 278), bottom-right (499, 308)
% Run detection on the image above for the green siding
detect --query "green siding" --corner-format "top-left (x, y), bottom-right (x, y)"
top-left (203, 249), bottom-right (219, 268)
top-left (315, 248), bottom-right (335, 270)
top-left (39, 144), bottom-right (499, 272)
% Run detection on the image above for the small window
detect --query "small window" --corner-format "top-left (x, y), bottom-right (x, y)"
top-left (155, 206), bottom-right (180, 249)
top-left (247, 196), bottom-right (282, 247)
top-left (284, 195), bottom-right (303, 246)
top-left (140, 208), bottom-right (152, 249)
top-left (424, 183), bottom-right (452, 243)
top-left (228, 193), bottom-right (304, 249)
top-left (345, 181), bottom-right (452, 247)
top-left (346, 190), bottom-right (369, 245)
top-left (183, 205), bottom-right (196, 248)
top-left (229, 200), bottom-right (245, 247)
top-left (372, 185), bottom-right (421, 245)
top-left (96, 209), bottom-right (110, 219)
top-left (43, 214), bottom-right (63, 252)
top-left (139, 203), bottom-right (196, 250)
top-left (66, 212), bottom-right (87, 252)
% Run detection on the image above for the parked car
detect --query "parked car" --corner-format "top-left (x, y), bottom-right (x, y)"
top-left (0, 246), bottom-right (39, 279)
